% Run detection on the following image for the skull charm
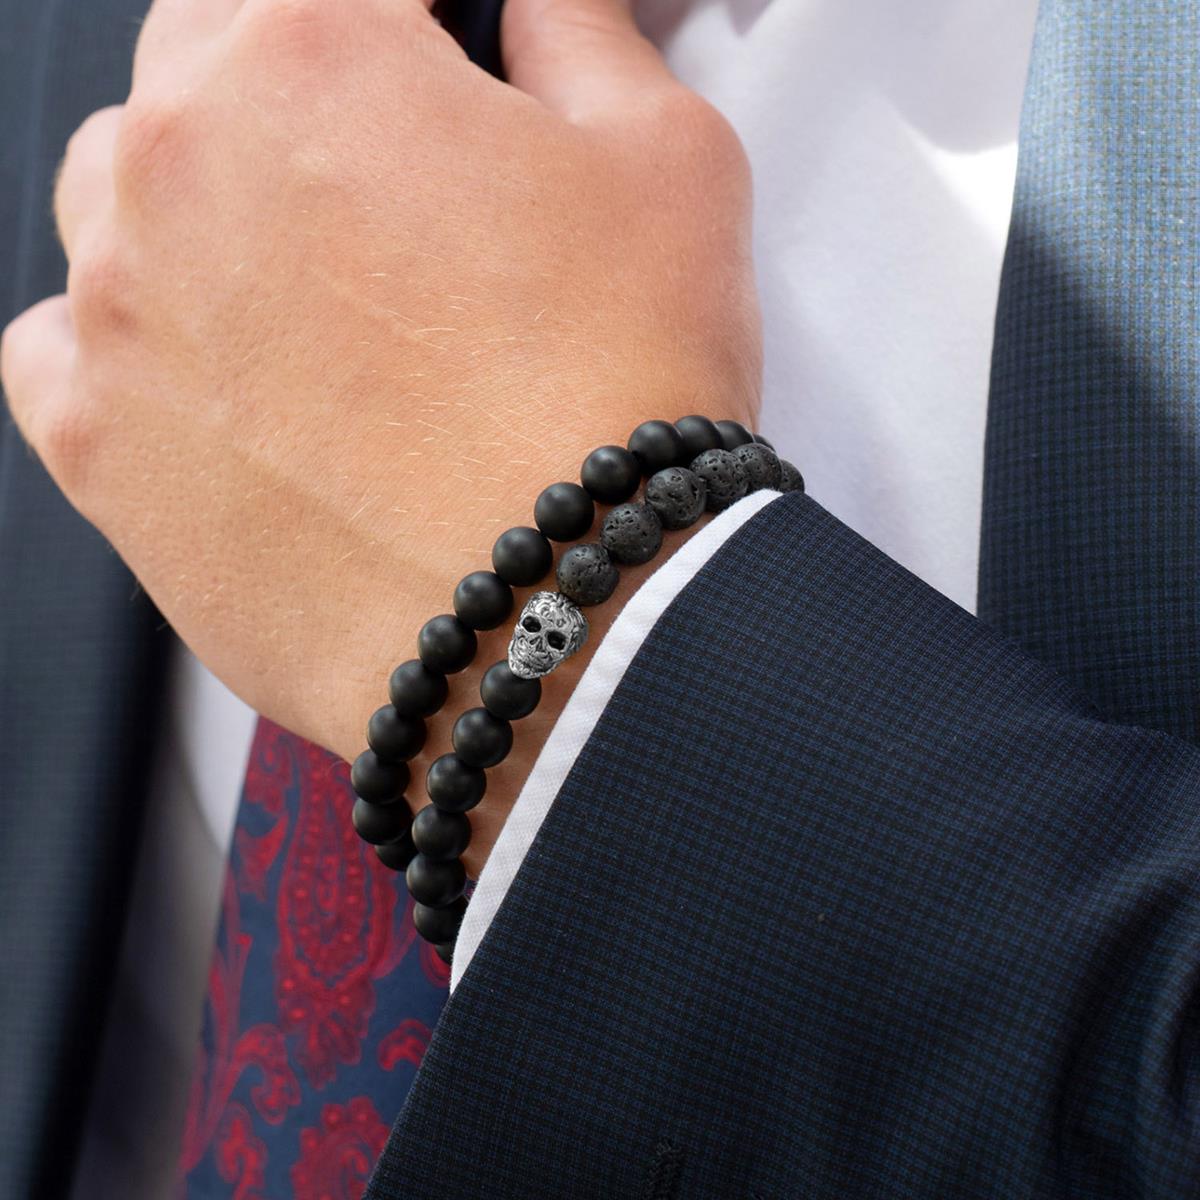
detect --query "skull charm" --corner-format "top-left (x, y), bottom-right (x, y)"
top-left (507, 591), bottom-right (588, 679)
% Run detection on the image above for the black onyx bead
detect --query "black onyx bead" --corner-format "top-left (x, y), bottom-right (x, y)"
top-left (418, 614), bottom-right (477, 674)
top-left (350, 750), bottom-right (410, 803)
top-left (600, 502), bottom-right (663, 565)
top-left (375, 830), bottom-right (417, 872)
top-left (452, 707), bottom-right (513, 768)
top-left (645, 466), bottom-right (707, 531)
top-left (778, 459), bottom-right (806, 493)
top-left (388, 659), bottom-right (448, 718)
top-left (412, 805), bottom-right (472, 862)
top-left (406, 854), bottom-right (467, 908)
top-left (732, 442), bottom-right (783, 492)
top-left (435, 941), bottom-right (455, 965)
top-left (413, 897), bottom-right (468, 944)
top-left (534, 482), bottom-right (595, 542)
top-left (480, 661), bottom-right (542, 720)
top-left (675, 414), bottom-right (723, 460)
top-left (351, 796), bottom-right (410, 845)
top-left (754, 432), bottom-right (776, 450)
top-left (627, 419), bottom-right (686, 475)
top-left (492, 526), bottom-right (553, 587)
top-left (453, 570), bottom-right (514, 631)
top-left (556, 543), bottom-right (619, 606)
top-left (580, 445), bottom-right (641, 505)
top-left (715, 419), bottom-right (755, 451)
top-left (426, 753), bottom-right (487, 813)
top-left (367, 705), bottom-right (426, 763)
top-left (690, 448), bottom-right (748, 512)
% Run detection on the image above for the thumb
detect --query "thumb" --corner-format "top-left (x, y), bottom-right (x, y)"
top-left (501, 0), bottom-right (677, 121)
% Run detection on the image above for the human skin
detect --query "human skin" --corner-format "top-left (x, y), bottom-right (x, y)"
top-left (0, 0), bottom-right (762, 876)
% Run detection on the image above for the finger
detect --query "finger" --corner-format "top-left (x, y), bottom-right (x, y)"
top-left (0, 295), bottom-right (76, 445)
top-left (133, 0), bottom-right (244, 87)
top-left (501, 0), bottom-right (678, 121)
top-left (54, 106), bottom-right (122, 261)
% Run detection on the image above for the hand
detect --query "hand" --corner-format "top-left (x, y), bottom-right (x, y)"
top-left (0, 0), bottom-right (760, 874)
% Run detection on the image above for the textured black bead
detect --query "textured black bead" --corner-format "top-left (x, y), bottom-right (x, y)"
top-left (492, 526), bottom-right (553, 587)
top-left (452, 706), bottom-right (514, 768)
top-left (754, 432), bottom-right (776, 450)
top-left (453, 570), bottom-right (514, 631)
top-left (645, 466), bottom-right (707, 531)
top-left (480, 661), bottom-right (542, 720)
top-left (417, 614), bottom-right (477, 674)
top-left (413, 897), bottom-right (468, 944)
top-left (405, 854), bottom-right (466, 908)
top-left (534, 482), bottom-right (595, 542)
top-left (350, 750), bottom-right (410, 803)
top-left (375, 830), bottom-right (417, 872)
top-left (426, 753), bottom-right (487, 813)
top-left (388, 659), bottom-right (448, 718)
top-left (600, 502), bottom-right (663, 565)
top-left (732, 442), bottom-right (784, 491)
top-left (351, 796), bottom-right (410, 845)
top-left (627, 420), bottom-right (686, 475)
top-left (715, 419), bottom-right (755, 451)
top-left (690, 448), bottom-right (749, 511)
top-left (580, 445), bottom-right (641, 504)
top-left (435, 940), bottom-right (455, 965)
top-left (778, 459), bottom-right (806, 493)
top-left (675, 414), bottom-right (723, 460)
top-left (367, 705), bottom-right (426, 763)
top-left (412, 805), bottom-right (472, 862)
top-left (556, 542), bottom-right (619, 606)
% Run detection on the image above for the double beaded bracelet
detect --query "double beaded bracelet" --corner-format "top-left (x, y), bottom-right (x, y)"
top-left (346, 414), bottom-right (804, 964)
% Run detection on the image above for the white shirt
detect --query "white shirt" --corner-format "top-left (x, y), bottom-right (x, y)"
top-left (75, 0), bottom-right (1039, 1193)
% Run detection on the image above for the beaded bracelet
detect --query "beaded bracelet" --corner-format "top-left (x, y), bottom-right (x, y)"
top-left (346, 415), bottom-right (805, 964)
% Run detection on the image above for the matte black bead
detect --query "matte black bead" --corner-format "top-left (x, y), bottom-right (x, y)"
top-left (453, 570), bottom-right (514, 631)
top-left (492, 526), bottom-right (553, 587)
top-left (388, 659), bottom-right (448, 718)
top-left (452, 706), bottom-right (513, 768)
top-left (352, 796), bottom-right (410, 845)
top-left (715, 419), bottom-right (755, 451)
top-left (675, 414), bottom-right (723, 460)
top-left (627, 419), bottom-right (686, 475)
top-left (754, 432), bottom-right (776, 450)
top-left (405, 854), bottom-right (466, 908)
top-left (350, 750), bottom-right (410, 803)
top-left (480, 661), bottom-right (542, 720)
top-left (426, 753), bottom-right (487, 813)
top-left (778, 459), bottom-right (806, 493)
top-left (417, 614), bottom-right (477, 674)
top-left (645, 466), bottom-right (707, 531)
top-left (534, 482), bottom-right (595, 542)
top-left (412, 805), bottom-right (472, 862)
top-left (600, 502), bottom-right (663, 565)
top-left (435, 940), bottom-right (455, 965)
top-left (375, 830), bottom-right (417, 872)
top-left (413, 897), bottom-right (468, 944)
top-left (732, 442), bottom-right (783, 492)
top-left (556, 542), bottom-right (619, 606)
top-left (367, 705), bottom-right (426, 762)
top-left (690, 448), bottom-right (748, 512)
top-left (580, 445), bottom-right (641, 505)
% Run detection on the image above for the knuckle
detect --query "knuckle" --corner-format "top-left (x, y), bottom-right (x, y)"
top-left (113, 94), bottom-right (193, 193)
top-left (37, 398), bottom-right (102, 496)
top-left (236, 0), bottom-right (346, 67)
top-left (67, 242), bottom-right (134, 340)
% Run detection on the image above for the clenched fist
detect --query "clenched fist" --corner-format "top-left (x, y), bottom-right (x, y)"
top-left (0, 0), bottom-right (760, 872)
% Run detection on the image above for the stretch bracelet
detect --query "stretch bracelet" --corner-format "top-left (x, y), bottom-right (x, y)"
top-left (346, 415), bottom-right (805, 964)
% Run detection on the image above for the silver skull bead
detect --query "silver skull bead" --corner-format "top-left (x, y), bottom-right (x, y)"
top-left (507, 591), bottom-right (588, 679)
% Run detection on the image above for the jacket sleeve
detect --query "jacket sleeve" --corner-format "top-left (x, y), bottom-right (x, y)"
top-left (367, 489), bottom-right (1200, 1200)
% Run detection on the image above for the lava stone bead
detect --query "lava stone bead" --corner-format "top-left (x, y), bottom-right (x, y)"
top-left (754, 432), bottom-right (776, 450)
top-left (375, 830), bottom-right (417, 872)
top-left (452, 706), bottom-right (513, 768)
top-left (715, 419), bottom-right (755, 451)
top-left (480, 661), bottom-right (542, 720)
top-left (778, 460), bottom-right (806, 493)
top-left (351, 796), bottom-right (410, 845)
top-left (426, 753), bottom-right (487, 813)
top-left (350, 750), bottom-right (410, 803)
top-left (367, 705), bottom-right (426, 762)
top-left (453, 570), bottom-right (514, 631)
top-left (388, 659), bottom-right (448, 718)
top-left (418, 614), bottom-right (477, 674)
top-left (690, 448), bottom-right (749, 511)
top-left (644, 466), bottom-right (707, 530)
top-left (406, 854), bottom-right (467, 908)
top-left (627, 419), bottom-right (686, 475)
top-left (600, 502), bottom-right (663, 565)
top-left (492, 526), bottom-right (553, 587)
top-left (580, 445), bottom-right (641, 505)
top-left (412, 805), bottom-right (472, 862)
top-left (413, 897), bottom-right (468, 944)
top-left (675, 414), bottom-right (723, 460)
top-left (556, 542), bottom-right (619, 606)
top-left (534, 482), bottom-right (595, 542)
top-left (732, 442), bottom-right (783, 491)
